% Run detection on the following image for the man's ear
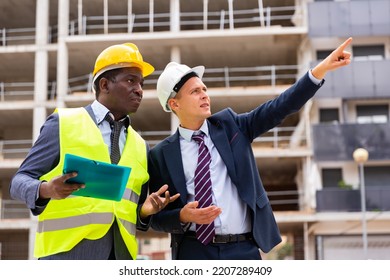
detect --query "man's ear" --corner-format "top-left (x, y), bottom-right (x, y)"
top-left (99, 77), bottom-right (110, 93)
top-left (168, 98), bottom-right (178, 110)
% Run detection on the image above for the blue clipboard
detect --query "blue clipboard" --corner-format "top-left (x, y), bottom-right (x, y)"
top-left (63, 153), bottom-right (131, 201)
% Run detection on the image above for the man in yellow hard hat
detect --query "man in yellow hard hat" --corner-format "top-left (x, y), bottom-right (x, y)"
top-left (9, 43), bottom-right (179, 260)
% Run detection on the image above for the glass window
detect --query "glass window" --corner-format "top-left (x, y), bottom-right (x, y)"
top-left (356, 105), bottom-right (388, 124)
top-left (364, 166), bottom-right (390, 188)
top-left (143, 239), bottom-right (151, 245)
top-left (320, 108), bottom-right (339, 123)
top-left (322, 168), bottom-right (342, 188)
top-left (353, 45), bottom-right (385, 61)
top-left (316, 50), bottom-right (332, 60)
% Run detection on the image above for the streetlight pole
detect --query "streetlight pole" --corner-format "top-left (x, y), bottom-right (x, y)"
top-left (353, 148), bottom-right (369, 259)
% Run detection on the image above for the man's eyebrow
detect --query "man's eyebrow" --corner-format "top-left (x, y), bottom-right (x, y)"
top-left (123, 72), bottom-right (144, 81)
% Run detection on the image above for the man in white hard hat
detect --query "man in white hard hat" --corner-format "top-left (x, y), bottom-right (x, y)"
top-left (10, 43), bottom-right (179, 260)
top-left (148, 38), bottom-right (353, 259)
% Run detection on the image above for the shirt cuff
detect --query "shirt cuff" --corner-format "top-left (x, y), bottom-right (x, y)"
top-left (138, 216), bottom-right (149, 226)
top-left (36, 182), bottom-right (42, 200)
top-left (308, 69), bottom-right (323, 86)
top-left (35, 181), bottom-right (50, 207)
top-left (181, 222), bottom-right (191, 232)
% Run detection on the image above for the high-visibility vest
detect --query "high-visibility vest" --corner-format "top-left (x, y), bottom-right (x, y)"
top-left (36, 107), bottom-right (149, 259)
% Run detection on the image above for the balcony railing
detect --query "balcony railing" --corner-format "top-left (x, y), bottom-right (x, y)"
top-left (0, 5), bottom-right (302, 46)
top-left (267, 189), bottom-right (301, 211)
top-left (69, 6), bottom-right (299, 35)
top-left (0, 27), bottom-right (36, 46)
top-left (312, 59), bottom-right (390, 99)
top-left (312, 122), bottom-right (390, 162)
top-left (308, 0), bottom-right (390, 37)
top-left (1, 125), bottom-right (302, 159)
top-left (0, 139), bottom-right (33, 159)
top-left (253, 126), bottom-right (306, 149)
top-left (0, 82), bottom-right (57, 102)
top-left (316, 187), bottom-right (390, 212)
top-left (1, 200), bottom-right (30, 219)
top-left (1, 65), bottom-right (299, 101)
top-left (1, 189), bottom-right (302, 221)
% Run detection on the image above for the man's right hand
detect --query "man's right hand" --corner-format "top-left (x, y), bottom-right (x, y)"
top-left (179, 201), bottom-right (222, 224)
top-left (39, 173), bottom-right (85, 199)
top-left (311, 37), bottom-right (352, 80)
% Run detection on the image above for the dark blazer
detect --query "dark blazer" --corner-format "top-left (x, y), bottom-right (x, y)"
top-left (148, 72), bottom-right (323, 259)
top-left (10, 104), bottom-right (150, 259)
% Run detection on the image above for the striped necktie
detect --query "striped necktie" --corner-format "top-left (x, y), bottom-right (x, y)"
top-left (192, 132), bottom-right (215, 245)
top-left (104, 113), bottom-right (123, 164)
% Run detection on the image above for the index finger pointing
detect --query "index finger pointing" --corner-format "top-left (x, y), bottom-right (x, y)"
top-left (337, 37), bottom-right (353, 52)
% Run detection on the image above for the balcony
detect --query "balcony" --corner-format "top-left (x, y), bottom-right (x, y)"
top-left (316, 187), bottom-right (390, 212)
top-left (0, 65), bottom-right (299, 102)
top-left (0, 5), bottom-right (302, 46)
top-left (312, 123), bottom-right (390, 162)
top-left (312, 59), bottom-right (390, 100)
top-left (0, 139), bottom-right (33, 160)
top-left (308, 0), bottom-right (390, 37)
top-left (1, 200), bottom-right (30, 219)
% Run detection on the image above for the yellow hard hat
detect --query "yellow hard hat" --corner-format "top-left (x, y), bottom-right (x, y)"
top-left (92, 43), bottom-right (155, 84)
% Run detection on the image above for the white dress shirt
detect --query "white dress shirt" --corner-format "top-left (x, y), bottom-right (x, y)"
top-left (178, 122), bottom-right (252, 235)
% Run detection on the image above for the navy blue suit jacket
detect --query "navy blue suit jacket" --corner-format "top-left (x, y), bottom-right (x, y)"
top-left (148, 72), bottom-right (323, 259)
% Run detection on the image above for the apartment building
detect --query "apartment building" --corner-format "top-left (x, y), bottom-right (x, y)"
top-left (1, 0), bottom-right (390, 260)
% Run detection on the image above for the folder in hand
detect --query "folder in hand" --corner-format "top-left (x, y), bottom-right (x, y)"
top-left (63, 153), bottom-right (131, 201)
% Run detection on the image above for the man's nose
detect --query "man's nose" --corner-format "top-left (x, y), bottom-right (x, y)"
top-left (133, 83), bottom-right (143, 96)
top-left (200, 91), bottom-right (209, 99)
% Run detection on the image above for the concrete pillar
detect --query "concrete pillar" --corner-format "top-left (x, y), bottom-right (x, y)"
top-left (56, 0), bottom-right (69, 109)
top-left (78, 0), bottom-right (83, 35)
top-left (303, 222), bottom-right (309, 260)
top-left (103, 0), bottom-right (108, 34)
top-left (149, 0), bottom-right (154, 32)
top-left (171, 46), bottom-right (181, 63)
top-left (170, 46), bottom-right (181, 133)
top-left (128, 0), bottom-right (133, 33)
top-left (258, 0), bottom-right (265, 27)
top-left (170, 0), bottom-right (180, 32)
top-left (30, 0), bottom-right (50, 260)
top-left (203, 0), bottom-right (208, 30)
top-left (33, 0), bottom-right (49, 141)
top-left (228, 0), bottom-right (234, 30)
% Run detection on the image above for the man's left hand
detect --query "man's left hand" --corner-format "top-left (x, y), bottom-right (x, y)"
top-left (140, 184), bottom-right (180, 219)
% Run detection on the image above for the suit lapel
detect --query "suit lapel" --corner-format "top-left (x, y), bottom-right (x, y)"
top-left (207, 120), bottom-right (238, 186)
top-left (162, 123), bottom-right (239, 205)
top-left (162, 130), bottom-right (188, 205)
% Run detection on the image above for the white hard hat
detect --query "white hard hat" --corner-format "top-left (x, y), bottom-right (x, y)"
top-left (156, 62), bottom-right (205, 112)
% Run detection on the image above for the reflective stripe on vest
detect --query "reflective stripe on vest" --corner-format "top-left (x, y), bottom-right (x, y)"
top-left (37, 212), bottom-right (137, 237)
top-left (64, 188), bottom-right (139, 204)
top-left (37, 212), bottom-right (113, 233)
top-left (35, 107), bottom-right (148, 259)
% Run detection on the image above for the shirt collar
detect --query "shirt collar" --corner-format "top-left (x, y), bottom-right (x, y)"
top-left (91, 100), bottom-right (130, 127)
top-left (178, 121), bottom-right (209, 142)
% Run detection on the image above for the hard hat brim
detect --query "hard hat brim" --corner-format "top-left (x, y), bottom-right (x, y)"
top-left (163, 65), bottom-right (205, 112)
top-left (92, 61), bottom-right (155, 93)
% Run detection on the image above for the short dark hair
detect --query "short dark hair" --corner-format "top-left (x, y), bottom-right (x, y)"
top-left (94, 68), bottom-right (124, 97)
